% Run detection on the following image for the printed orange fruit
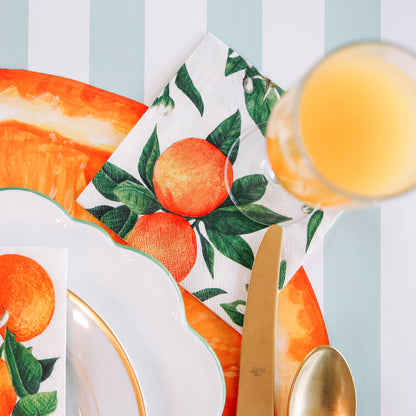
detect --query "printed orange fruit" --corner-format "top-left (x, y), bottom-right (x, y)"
top-left (125, 212), bottom-right (197, 282)
top-left (0, 254), bottom-right (55, 342)
top-left (0, 358), bottom-right (17, 416)
top-left (153, 138), bottom-right (233, 217)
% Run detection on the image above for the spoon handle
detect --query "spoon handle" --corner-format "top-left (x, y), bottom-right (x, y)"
top-left (236, 225), bottom-right (283, 416)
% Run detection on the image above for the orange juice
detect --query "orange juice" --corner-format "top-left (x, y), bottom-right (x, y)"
top-left (267, 45), bottom-right (416, 206)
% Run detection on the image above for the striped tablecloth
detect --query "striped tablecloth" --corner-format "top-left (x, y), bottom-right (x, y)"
top-left (1, 1), bottom-right (415, 414)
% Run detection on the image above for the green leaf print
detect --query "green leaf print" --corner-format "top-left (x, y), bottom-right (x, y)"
top-left (278, 260), bottom-right (287, 290)
top-left (193, 288), bottom-right (227, 302)
top-left (152, 84), bottom-right (175, 115)
top-left (244, 75), bottom-right (279, 136)
top-left (12, 392), bottom-right (57, 416)
top-left (204, 205), bottom-right (268, 235)
top-left (113, 180), bottom-right (162, 215)
top-left (220, 300), bottom-right (246, 327)
top-left (225, 48), bottom-right (249, 76)
top-left (205, 227), bottom-right (254, 270)
top-left (206, 110), bottom-right (241, 163)
top-left (238, 204), bottom-right (292, 225)
top-left (221, 174), bottom-right (268, 207)
top-left (138, 126), bottom-right (160, 192)
top-left (38, 358), bottom-right (59, 382)
top-left (92, 162), bottom-right (143, 201)
top-left (86, 205), bottom-right (113, 220)
top-left (175, 64), bottom-right (204, 116)
top-left (4, 326), bottom-right (42, 397)
top-left (306, 210), bottom-right (324, 252)
top-left (100, 205), bottom-right (137, 237)
top-left (196, 226), bottom-right (215, 278)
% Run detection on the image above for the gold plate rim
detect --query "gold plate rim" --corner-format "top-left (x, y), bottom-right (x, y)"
top-left (67, 289), bottom-right (146, 416)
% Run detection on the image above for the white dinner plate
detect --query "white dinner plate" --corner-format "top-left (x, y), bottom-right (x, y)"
top-left (0, 188), bottom-right (225, 416)
top-left (66, 290), bottom-right (146, 415)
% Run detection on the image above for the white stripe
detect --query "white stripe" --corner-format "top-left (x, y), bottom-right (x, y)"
top-left (144, 0), bottom-right (207, 106)
top-left (380, 1), bottom-right (416, 414)
top-left (381, 0), bottom-right (416, 51)
top-left (262, 0), bottom-right (325, 90)
top-left (262, 0), bottom-right (325, 308)
top-left (28, 0), bottom-right (90, 83)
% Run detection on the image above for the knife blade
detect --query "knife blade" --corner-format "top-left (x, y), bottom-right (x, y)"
top-left (236, 224), bottom-right (283, 416)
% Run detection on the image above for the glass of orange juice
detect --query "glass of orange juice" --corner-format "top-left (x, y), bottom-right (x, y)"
top-left (226, 43), bottom-right (416, 225)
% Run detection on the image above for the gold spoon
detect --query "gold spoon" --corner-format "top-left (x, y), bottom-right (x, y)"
top-left (287, 345), bottom-right (356, 416)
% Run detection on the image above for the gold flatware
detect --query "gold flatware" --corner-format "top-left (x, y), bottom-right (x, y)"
top-left (236, 225), bottom-right (283, 416)
top-left (288, 345), bottom-right (356, 416)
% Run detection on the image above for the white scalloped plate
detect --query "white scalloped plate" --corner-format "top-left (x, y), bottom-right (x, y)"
top-left (0, 188), bottom-right (225, 416)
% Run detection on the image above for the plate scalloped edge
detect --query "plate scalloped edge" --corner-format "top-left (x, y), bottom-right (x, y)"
top-left (0, 187), bottom-right (226, 416)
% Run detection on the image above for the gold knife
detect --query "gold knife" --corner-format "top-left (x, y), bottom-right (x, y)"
top-left (236, 225), bottom-right (283, 416)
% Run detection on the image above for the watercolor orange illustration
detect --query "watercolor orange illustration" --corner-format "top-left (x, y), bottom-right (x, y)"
top-left (274, 267), bottom-right (329, 416)
top-left (0, 69), bottom-right (147, 241)
top-left (0, 69), bottom-right (328, 415)
top-left (125, 212), bottom-right (197, 282)
top-left (0, 358), bottom-right (17, 416)
top-left (153, 137), bottom-right (233, 217)
top-left (0, 254), bottom-right (55, 342)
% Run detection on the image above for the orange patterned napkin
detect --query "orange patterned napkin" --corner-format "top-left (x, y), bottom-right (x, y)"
top-left (77, 33), bottom-right (339, 332)
top-left (0, 247), bottom-right (67, 416)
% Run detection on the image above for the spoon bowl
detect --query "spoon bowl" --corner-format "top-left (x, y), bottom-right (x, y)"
top-left (288, 345), bottom-right (356, 416)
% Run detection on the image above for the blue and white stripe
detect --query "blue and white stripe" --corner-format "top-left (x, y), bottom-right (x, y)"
top-left (1, 0), bottom-right (415, 414)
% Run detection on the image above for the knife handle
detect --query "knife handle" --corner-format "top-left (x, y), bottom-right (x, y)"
top-left (236, 225), bottom-right (283, 416)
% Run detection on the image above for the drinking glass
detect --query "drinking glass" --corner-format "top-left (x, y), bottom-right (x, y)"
top-left (227, 43), bottom-right (416, 225)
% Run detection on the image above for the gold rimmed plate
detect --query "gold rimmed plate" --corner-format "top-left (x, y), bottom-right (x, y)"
top-left (66, 290), bottom-right (146, 415)
top-left (0, 188), bottom-right (225, 416)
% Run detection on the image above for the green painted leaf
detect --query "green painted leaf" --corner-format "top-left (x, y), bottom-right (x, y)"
top-left (0, 342), bottom-right (4, 358)
top-left (220, 300), bottom-right (246, 327)
top-left (225, 48), bottom-right (249, 76)
top-left (193, 288), bottom-right (227, 302)
top-left (228, 174), bottom-right (268, 206)
top-left (244, 76), bottom-right (279, 136)
top-left (86, 205), bottom-right (113, 220)
top-left (12, 392), bottom-right (57, 416)
top-left (206, 110), bottom-right (241, 163)
top-left (100, 205), bottom-right (131, 235)
top-left (238, 204), bottom-right (292, 225)
top-left (152, 84), bottom-right (175, 114)
top-left (38, 358), bottom-right (59, 382)
top-left (204, 206), bottom-right (268, 235)
top-left (4, 327), bottom-right (42, 397)
top-left (138, 126), bottom-right (160, 192)
top-left (175, 64), bottom-right (204, 116)
top-left (306, 210), bottom-right (324, 252)
top-left (206, 227), bottom-right (254, 269)
top-left (196, 227), bottom-right (215, 278)
top-left (118, 210), bottom-right (139, 240)
top-left (113, 180), bottom-right (162, 215)
top-left (278, 260), bottom-right (287, 290)
top-left (92, 162), bottom-right (142, 201)
top-left (245, 65), bottom-right (262, 78)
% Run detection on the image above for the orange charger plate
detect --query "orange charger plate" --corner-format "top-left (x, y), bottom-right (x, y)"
top-left (0, 69), bottom-right (328, 415)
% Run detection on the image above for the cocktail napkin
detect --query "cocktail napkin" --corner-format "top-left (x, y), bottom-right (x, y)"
top-left (77, 33), bottom-right (339, 333)
top-left (0, 247), bottom-right (67, 415)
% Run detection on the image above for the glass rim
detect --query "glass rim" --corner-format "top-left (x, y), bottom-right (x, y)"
top-left (289, 40), bottom-right (416, 203)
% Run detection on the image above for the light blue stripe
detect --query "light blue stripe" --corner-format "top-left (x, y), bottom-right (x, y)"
top-left (0, 0), bottom-right (28, 69)
top-left (325, 0), bottom-right (380, 53)
top-left (90, 0), bottom-right (145, 101)
top-left (324, 1), bottom-right (381, 415)
top-left (207, 0), bottom-right (262, 70)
